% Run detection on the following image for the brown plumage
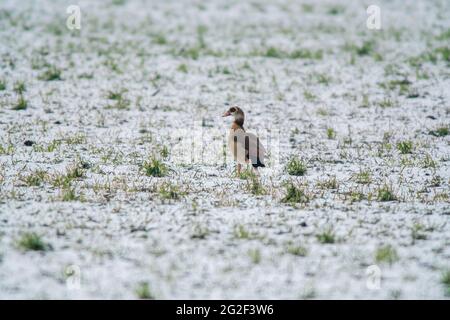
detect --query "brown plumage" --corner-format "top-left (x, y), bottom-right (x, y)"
top-left (222, 106), bottom-right (266, 174)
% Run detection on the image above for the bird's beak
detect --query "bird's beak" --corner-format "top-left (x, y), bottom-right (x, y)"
top-left (222, 111), bottom-right (231, 117)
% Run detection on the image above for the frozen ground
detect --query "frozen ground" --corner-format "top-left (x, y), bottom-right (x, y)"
top-left (0, 0), bottom-right (449, 299)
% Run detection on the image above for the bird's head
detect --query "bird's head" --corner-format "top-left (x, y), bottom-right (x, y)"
top-left (222, 106), bottom-right (244, 126)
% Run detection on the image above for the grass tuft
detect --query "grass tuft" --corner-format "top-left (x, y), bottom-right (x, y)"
top-left (191, 224), bottom-right (210, 239)
top-left (286, 245), bottom-right (308, 256)
top-left (422, 154), bottom-right (436, 169)
top-left (248, 249), bottom-right (261, 264)
top-left (13, 81), bottom-right (26, 94)
top-left (17, 233), bottom-right (50, 251)
top-left (12, 95), bottom-right (28, 110)
top-left (106, 89), bottom-right (130, 109)
top-left (281, 182), bottom-right (310, 204)
top-left (158, 182), bottom-right (183, 200)
top-left (286, 157), bottom-right (307, 176)
top-left (375, 245), bottom-right (398, 264)
top-left (39, 65), bottom-right (62, 81)
top-left (60, 186), bottom-right (84, 202)
top-left (290, 49), bottom-right (323, 60)
top-left (20, 170), bottom-right (47, 186)
top-left (353, 169), bottom-right (372, 184)
top-left (51, 163), bottom-right (85, 188)
top-left (263, 47), bottom-right (322, 60)
top-left (107, 89), bottom-right (127, 101)
top-left (316, 228), bottom-right (336, 244)
top-left (135, 282), bottom-right (155, 299)
top-left (64, 133), bottom-right (86, 145)
top-left (142, 157), bottom-right (168, 177)
top-left (0, 144), bottom-right (14, 155)
top-left (326, 128), bottom-right (336, 139)
top-left (411, 223), bottom-right (427, 242)
top-left (441, 270), bottom-right (450, 297)
top-left (377, 184), bottom-right (397, 202)
top-left (33, 139), bottom-right (61, 152)
top-left (177, 64), bottom-right (188, 73)
top-left (153, 34), bottom-right (167, 45)
top-left (237, 168), bottom-right (254, 179)
top-left (397, 140), bottom-right (413, 154)
top-left (429, 126), bottom-right (449, 137)
top-left (317, 176), bottom-right (338, 190)
top-left (378, 98), bottom-right (394, 108)
top-left (379, 79), bottom-right (412, 96)
top-left (159, 145), bottom-right (170, 159)
top-left (245, 175), bottom-right (266, 195)
top-left (355, 40), bottom-right (375, 56)
top-left (234, 224), bottom-right (251, 239)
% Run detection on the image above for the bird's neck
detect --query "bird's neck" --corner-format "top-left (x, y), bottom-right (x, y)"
top-left (232, 113), bottom-right (244, 130)
top-left (231, 121), bottom-right (244, 131)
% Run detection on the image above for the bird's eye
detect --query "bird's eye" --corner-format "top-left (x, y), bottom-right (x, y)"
top-left (229, 107), bottom-right (236, 113)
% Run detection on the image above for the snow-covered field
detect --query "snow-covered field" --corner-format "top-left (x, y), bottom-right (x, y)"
top-left (0, 0), bottom-right (449, 299)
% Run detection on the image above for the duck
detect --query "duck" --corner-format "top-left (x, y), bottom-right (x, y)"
top-left (222, 106), bottom-right (266, 175)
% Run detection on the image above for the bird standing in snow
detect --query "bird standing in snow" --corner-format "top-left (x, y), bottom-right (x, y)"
top-left (222, 106), bottom-right (266, 175)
